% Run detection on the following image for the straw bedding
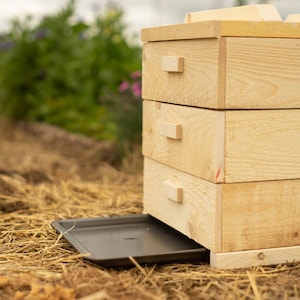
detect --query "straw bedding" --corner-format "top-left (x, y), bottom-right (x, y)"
top-left (0, 121), bottom-right (299, 300)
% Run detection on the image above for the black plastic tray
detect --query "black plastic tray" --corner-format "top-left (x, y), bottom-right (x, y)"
top-left (51, 214), bottom-right (209, 267)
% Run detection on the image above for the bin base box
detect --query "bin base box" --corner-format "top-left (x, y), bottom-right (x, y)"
top-left (143, 158), bottom-right (300, 269)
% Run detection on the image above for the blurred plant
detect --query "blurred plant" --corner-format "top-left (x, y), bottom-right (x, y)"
top-left (235, 0), bottom-right (270, 5)
top-left (0, 0), bottom-right (142, 152)
top-left (235, 0), bottom-right (248, 5)
top-left (103, 70), bottom-right (142, 157)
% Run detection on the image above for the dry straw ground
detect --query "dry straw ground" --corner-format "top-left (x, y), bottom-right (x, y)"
top-left (0, 121), bottom-right (299, 300)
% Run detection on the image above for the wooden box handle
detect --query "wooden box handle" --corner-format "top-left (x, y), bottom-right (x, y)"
top-left (286, 14), bottom-right (300, 22)
top-left (161, 56), bottom-right (184, 73)
top-left (184, 4), bottom-right (281, 23)
top-left (159, 121), bottom-right (182, 140)
top-left (163, 181), bottom-right (183, 203)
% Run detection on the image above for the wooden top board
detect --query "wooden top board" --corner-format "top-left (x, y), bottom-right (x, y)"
top-left (184, 5), bottom-right (282, 23)
top-left (141, 20), bottom-right (300, 42)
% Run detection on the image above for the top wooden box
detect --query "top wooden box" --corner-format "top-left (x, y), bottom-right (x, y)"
top-left (141, 19), bottom-right (300, 109)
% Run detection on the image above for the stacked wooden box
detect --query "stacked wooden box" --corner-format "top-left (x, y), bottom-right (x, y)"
top-left (141, 5), bottom-right (300, 268)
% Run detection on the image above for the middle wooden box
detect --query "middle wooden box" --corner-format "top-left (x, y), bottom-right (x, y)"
top-left (143, 99), bottom-right (300, 184)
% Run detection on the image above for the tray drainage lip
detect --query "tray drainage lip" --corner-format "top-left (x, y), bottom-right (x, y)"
top-left (51, 214), bottom-right (209, 267)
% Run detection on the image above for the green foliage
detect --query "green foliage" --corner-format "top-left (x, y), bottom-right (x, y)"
top-left (235, 0), bottom-right (249, 5)
top-left (235, 0), bottom-right (270, 5)
top-left (104, 71), bottom-right (142, 157)
top-left (0, 0), bottom-right (142, 151)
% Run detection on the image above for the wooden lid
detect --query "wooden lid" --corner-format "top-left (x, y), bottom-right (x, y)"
top-left (141, 5), bottom-right (300, 42)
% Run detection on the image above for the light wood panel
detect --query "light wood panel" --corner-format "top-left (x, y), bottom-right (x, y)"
top-left (225, 109), bottom-right (300, 182)
top-left (142, 100), bottom-right (225, 183)
top-left (143, 158), bottom-right (222, 252)
top-left (225, 37), bottom-right (300, 109)
top-left (211, 245), bottom-right (300, 269)
top-left (142, 39), bottom-right (222, 108)
top-left (222, 180), bottom-right (300, 252)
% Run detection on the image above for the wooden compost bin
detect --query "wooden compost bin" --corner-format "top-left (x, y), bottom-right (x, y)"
top-left (141, 5), bottom-right (300, 268)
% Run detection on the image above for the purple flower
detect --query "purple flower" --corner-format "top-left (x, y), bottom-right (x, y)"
top-left (33, 28), bottom-right (49, 40)
top-left (119, 81), bottom-right (129, 92)
top-left (131, 82), bottom-right (141, 97)
top-left (0, 41), bottom-right (14, 51)
top-left (131, 71), bottom-right (141, 80)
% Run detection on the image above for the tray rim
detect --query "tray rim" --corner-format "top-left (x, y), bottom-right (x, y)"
top-left (51, 214), bottom-right (209, 267)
